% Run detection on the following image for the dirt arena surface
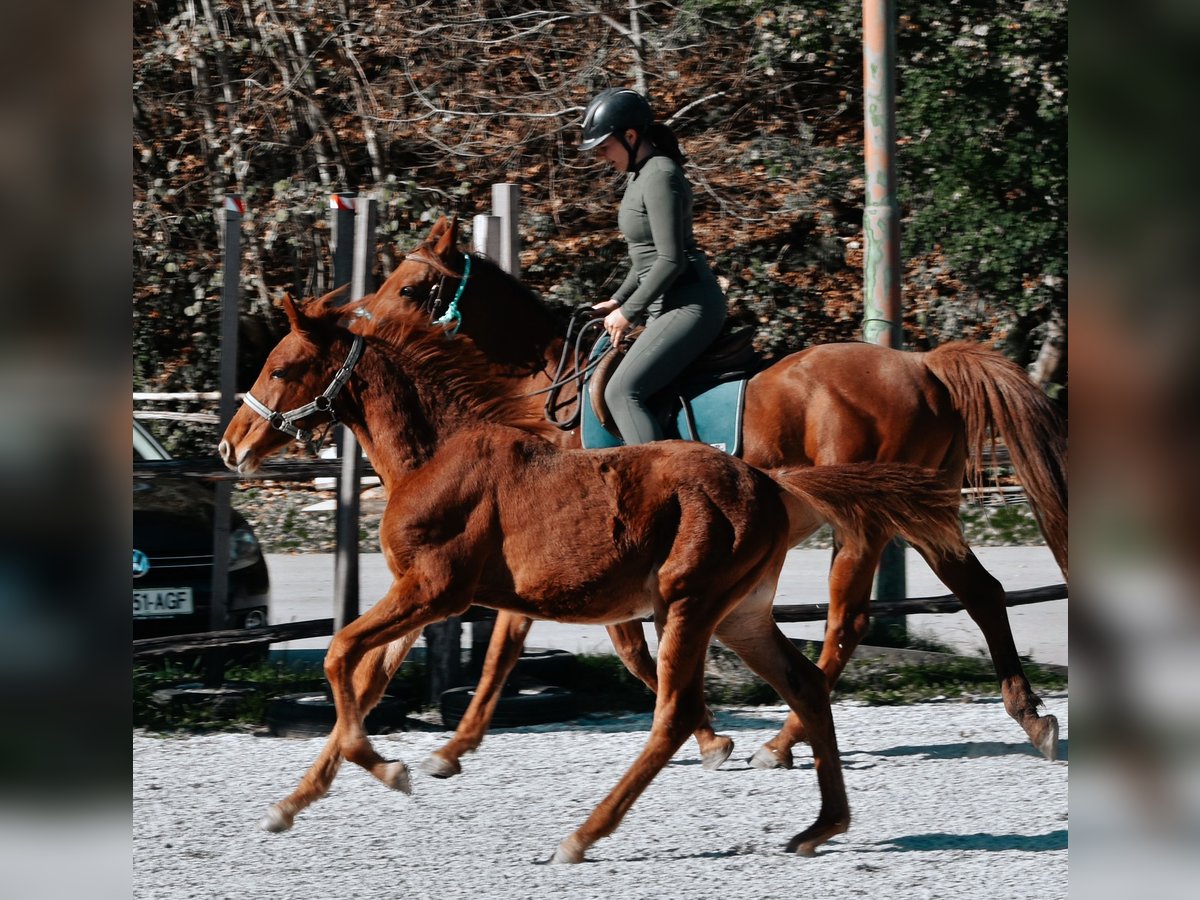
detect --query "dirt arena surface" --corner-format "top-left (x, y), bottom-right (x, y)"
top-left (134, 695), bottom-right (1068, 899)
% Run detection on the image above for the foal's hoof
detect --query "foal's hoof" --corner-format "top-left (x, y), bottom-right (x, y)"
top-left (701, 736), bottom-right (735, 771)
top-left (380, 760), bottom-right (412, 794)
top-left (749, 745), bottom-right (794, 770)
top-left (259, 805), bottom-right (294, 834)
top-left (1032, 714), bottom-right (1060, 761)
top-left (549, 838), bottom-right (585, 864)
top-left (419, 753), bottom-right (462, 779)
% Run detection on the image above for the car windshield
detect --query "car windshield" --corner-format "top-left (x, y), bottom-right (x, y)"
top-left (134, 420), bottom-right (171, 461)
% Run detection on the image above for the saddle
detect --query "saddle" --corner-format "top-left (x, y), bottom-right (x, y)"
top-left (589, 324), bottom-right (759, 440)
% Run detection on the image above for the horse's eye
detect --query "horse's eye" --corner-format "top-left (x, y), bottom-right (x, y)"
top-left (400, 286), bottom-right (416, 298)
top-left (270, 369), bottom-right (286, 380)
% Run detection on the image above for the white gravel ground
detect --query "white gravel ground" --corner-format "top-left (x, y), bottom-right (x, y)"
top-left (133, 695), bottom-right (1068, 900)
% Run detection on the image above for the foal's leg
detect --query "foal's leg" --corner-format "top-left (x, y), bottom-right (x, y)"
top-left (717, 604), bottom-right (850, 855)
top-left (919, 546), bottom-right (1060, 759)
top-left (750, 533), bottom-right (887, 769)
top-left (261, 629), bottom-right (421, 833)
top-left (630, 618), bottom-right (733, 770)
top-left (263, 574), bottom-right (469, 832)
top-left (422, 610), bottom-right (533, 777)
top-left (551, 612), bottom-right (711, 863)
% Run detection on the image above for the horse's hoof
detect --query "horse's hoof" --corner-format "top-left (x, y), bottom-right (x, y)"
top-left (549, 838), bottom-right (585, 864)
top-left (1032, 714), bottom-right (1060, 761)
top-left (701, 736), bottom-right (735, 771)
top-left (380, 760), bottom-right (412, 794)
top-left (419, 753), bottom-right (461, 779)
top-left (749, 745), bottom-right (793, 770)
top-left (784, 817), bottom-right (849, 856)
top-left (260, 805), bottom-right (293, 834)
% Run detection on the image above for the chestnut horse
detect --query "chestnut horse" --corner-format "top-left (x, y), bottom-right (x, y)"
top-left (365, 217), bottom-right (1068, 770)
top-left (219, 294), bottom-right (967, 860)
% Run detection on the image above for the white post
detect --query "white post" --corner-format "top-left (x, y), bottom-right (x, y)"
top-left (491, 183), bottom-right (520, 277)
top-left (472, 214), bottom-right (501, 261)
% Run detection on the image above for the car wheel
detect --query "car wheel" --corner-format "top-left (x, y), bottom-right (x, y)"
top-left (265, 691), bottom-right (409, 738)
top-left (439, 683), bottom-right (578, 730)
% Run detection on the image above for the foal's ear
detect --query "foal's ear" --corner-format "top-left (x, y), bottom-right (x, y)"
top-left (433, 215), bottom-right (459, 259)
top-left (281, 292), bottom-right (322, 341)
top-left (314, 282), bottom-right (351, 308)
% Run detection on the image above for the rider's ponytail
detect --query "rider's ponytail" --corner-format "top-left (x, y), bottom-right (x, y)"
top-left (647, 122), bottom-right (686, 167)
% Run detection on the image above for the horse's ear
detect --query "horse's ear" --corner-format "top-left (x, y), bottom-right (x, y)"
top-left (281, 292), bottom-right (321, 342)
top-left (315, 283), bottom-right (351, 308)
top-left (427, 216), bottom-right (449, 241)
top-left (434, 215), bottom-right (459, 259)
top-left (281, 292), bottom-right (301, 328)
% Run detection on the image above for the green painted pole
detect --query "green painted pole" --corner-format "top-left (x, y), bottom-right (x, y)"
top-left (862, 0), bottom-right (907, 643)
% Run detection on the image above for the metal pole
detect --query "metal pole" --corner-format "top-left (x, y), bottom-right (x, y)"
top-left (862, 0), bottom-right (907, 642)
top-left (330, 192), bottom-right (355, 291)
top-left (332, 194), bottom-right (376, 633)
top-left (208, 194), bottom-right (244, 684)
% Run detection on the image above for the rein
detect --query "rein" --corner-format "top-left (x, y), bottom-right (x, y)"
top-left (534, 309), bottom-right (608, 431)
top-left (243, 335), bottom-right (365, 454)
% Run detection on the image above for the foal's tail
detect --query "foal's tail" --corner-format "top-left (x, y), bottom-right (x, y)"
top-left (770, 463), bottom-right (968, 561)
top-left (923, 341), bottom-right (1068, 578)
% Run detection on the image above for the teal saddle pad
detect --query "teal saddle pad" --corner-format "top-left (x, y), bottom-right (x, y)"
top-left (580, 371), bottom-right (748, 455)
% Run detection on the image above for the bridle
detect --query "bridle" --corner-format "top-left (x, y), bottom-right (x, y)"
top-left (403, 249), bottom-right (472, 335)
top-left (242, 334), bottom-right (366, 453)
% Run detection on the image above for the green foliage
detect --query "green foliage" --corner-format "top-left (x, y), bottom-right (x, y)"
top-left (895, 1), bottom-right (1067, 347)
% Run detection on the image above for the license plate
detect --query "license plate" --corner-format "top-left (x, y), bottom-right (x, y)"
top-left (133, 587), bottom-right (195, 618)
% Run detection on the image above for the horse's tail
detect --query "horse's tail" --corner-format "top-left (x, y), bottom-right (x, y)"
top-left (923, 341), bottom-right (1068, 578)
top-left (770, 463), bottom-right (968, 561)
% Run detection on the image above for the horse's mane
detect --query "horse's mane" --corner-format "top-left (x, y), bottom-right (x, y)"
top-left (348, 302), bottom-right (557, 439)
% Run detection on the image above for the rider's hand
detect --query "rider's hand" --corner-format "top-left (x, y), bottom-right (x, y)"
top-left (591, 299), bottom-right (619, 314)
top-left (602, 306), bottom-right (632, 344)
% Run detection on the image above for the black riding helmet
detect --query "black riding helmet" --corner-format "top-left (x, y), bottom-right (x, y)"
top-left (579, 88), bottom-right (653, 165)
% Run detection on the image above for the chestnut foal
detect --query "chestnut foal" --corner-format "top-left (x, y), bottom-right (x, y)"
top-left (219, 294), bottom-right (967, 861)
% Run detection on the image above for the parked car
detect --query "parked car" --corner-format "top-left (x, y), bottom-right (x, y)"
top-left (133, 420), bottom-right (270, 647)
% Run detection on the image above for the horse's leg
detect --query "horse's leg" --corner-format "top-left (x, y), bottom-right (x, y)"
top-left (716, 599), bottom-right (849, 855)
top-left (421, 610), bottom-right (533, 778)
top-left (262, 574), bottom-right (467, 832)
top-left (615, 619), bottom-right (734, 770)
top-left (550, 610), bottom-right (711, 863)
top-left (261, 628), bottom-right (421, 833)
top-left (750, 533), bottom-right (887, 770)
top-left (918, 546), bottom-right (1060, 760)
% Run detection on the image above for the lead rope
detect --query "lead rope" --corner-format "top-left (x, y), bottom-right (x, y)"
top-left (433, 254), bottom-right (472, 335)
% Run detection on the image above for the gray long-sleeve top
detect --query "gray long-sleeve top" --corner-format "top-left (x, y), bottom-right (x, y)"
top-left (610, 155), bottom-right (702, 322)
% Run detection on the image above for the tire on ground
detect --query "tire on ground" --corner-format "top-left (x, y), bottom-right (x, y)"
top-left (512, 647), bottom-right (577, 685)
top-left (266, 691), bottom-right (409, 738)
top-left (439, 684), bottom-right (578, 730)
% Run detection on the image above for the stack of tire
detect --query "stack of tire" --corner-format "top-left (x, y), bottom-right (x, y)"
top-left (439, 647), bottom-right (578, 729)
top-left (264, 647), bottom-right (580, 737)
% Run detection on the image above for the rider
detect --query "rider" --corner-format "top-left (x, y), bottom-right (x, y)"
top-left (581, 87), bottom-right (727, 444)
